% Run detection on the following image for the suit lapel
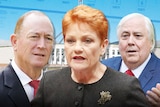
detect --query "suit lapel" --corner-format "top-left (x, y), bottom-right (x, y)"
top-left (138, 54), bottom-right (157, 89)
top-left (4, 64), bottom-right (31, 107)
top-left (113, 57), bottom-right (122, 71)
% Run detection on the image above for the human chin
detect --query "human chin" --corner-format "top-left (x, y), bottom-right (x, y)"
top-left (33, 60), bottom-right (46, 67)
top-left (127, 56), bottom-right (139, 62)
top-left (70, 63), bottom-right (87, 71)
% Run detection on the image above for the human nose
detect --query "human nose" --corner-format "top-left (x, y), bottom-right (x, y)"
top-left (128, 35), bottom-right (135, 45)
top-left (74, 41), bottom-right (83, 53)
top-left (37, 37), bottom-right (46, 48)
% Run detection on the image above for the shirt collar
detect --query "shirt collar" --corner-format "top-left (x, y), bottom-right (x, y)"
top-left (120, 53), bottom-right (151, 78)
top-left (11, 59), bottom-right (43, 86)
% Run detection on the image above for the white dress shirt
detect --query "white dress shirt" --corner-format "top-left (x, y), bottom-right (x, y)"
top-left (119, 54), bottom-right (151, 78)
top-left (11, 60), bottom-right (43, 101)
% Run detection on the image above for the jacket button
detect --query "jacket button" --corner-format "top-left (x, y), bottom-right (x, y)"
top-left (74, 101), bottom-right (79, 106)
top-left (77, 86), bottom-right (83, 91)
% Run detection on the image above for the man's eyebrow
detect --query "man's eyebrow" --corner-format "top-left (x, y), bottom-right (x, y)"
top-left (122, 31), bottom-right (129, 33)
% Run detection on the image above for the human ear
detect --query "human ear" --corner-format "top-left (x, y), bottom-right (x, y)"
top-left (10, 34), bottom-right (18, 51)
top-left (100, 39), bottom-right (108, 56)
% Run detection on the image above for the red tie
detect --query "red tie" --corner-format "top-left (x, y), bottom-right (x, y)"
top-left (29, 80), bottom-right (40, 96)
top-left (125, 69), bottom-right (134, 76)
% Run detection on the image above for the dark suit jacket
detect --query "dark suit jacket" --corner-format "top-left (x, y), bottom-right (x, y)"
top-left (0, 64), bottom-right (31, 107)
top-left (31, 67), bottom-right (149, 107)
top-left (102, 53), bottom-right (160, 93)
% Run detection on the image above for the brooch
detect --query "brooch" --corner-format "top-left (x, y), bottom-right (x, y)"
top-left (98, 91), bottom-right (112, 105)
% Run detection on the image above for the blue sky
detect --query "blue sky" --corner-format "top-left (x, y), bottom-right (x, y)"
top-left (0, 0), bottom-right (159, 43)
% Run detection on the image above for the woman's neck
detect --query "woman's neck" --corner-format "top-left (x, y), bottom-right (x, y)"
top-left (71, 64), bottom-right (106, 84)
